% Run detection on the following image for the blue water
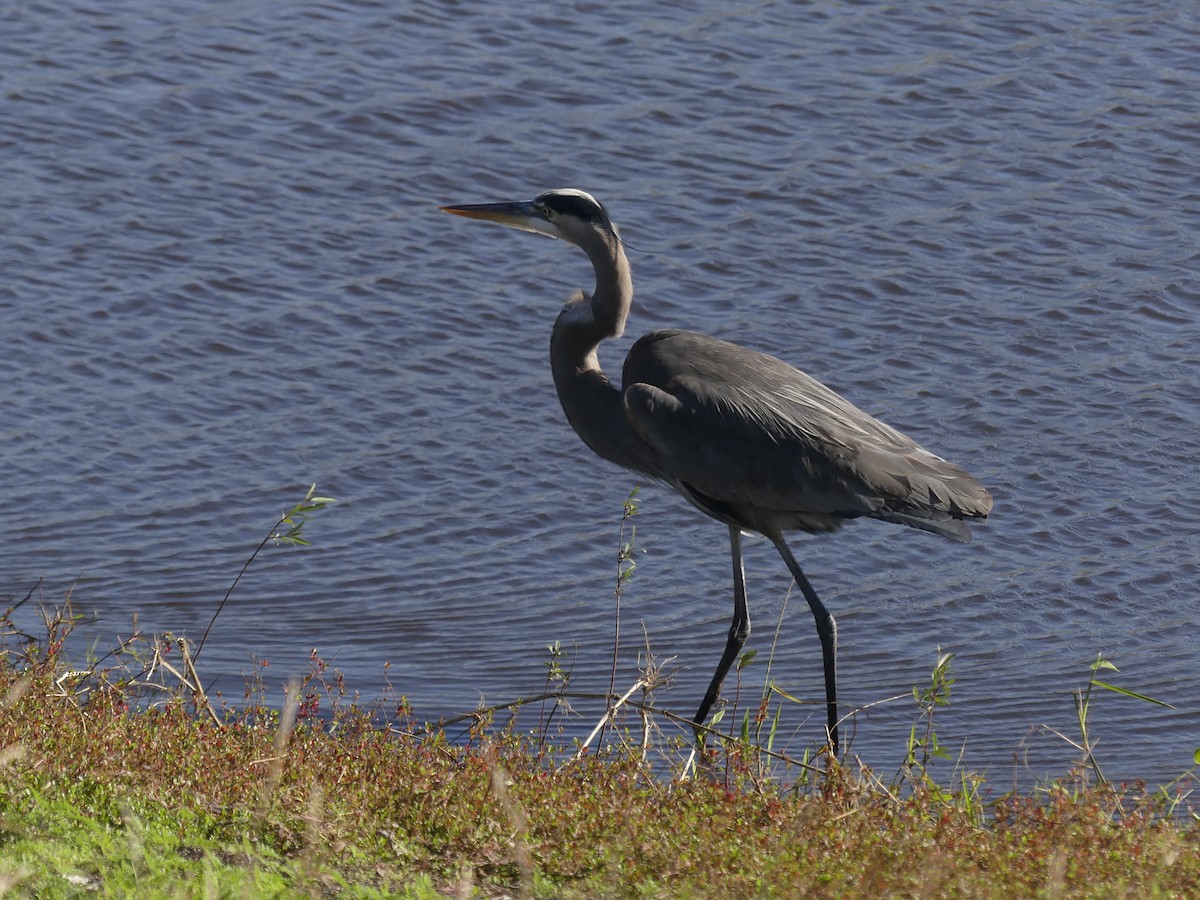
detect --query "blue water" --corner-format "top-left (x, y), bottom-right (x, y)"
top-left (3, 0), bottom-right (1198, 790)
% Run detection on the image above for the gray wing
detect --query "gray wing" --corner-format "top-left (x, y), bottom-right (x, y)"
top-left (621, 330), bottom-right (992, 541)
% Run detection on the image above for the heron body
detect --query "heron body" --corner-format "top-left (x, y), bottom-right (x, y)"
top-left (441, 188), bottom-right (992, 755)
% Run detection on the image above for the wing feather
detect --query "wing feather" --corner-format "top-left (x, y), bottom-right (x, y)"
top-left (621, 330), bottom-right (991, 539)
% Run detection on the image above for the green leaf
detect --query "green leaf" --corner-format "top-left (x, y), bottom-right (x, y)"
top-left (1090, 680), bottom-right (1174, 708)
top-left (767, 705), bottom-right (780, 754)
top-left (766, 684), bottom-right (803, 704)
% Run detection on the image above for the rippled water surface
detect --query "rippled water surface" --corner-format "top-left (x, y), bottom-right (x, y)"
top-left (4, 1), bottom-right (1198, 787)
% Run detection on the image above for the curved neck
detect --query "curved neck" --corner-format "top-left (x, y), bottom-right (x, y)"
top-left (550, 227), bottom-right (631, 380)
top-left (549, 231), bottom-right (657, 477)
top-left (560, 228), bottom-right (631, 355)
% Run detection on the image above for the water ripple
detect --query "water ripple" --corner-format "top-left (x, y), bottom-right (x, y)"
top-left (2, 0), bottom-right (1198, 788)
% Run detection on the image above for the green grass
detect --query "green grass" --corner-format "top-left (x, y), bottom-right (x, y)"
top-left (1, 782), bottom-right (384, 898)
top-left (2, 627), bottom-right (1198, 898)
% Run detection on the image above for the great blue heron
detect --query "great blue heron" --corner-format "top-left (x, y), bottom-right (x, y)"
top-left (440, 188), bottom-right (992, 755)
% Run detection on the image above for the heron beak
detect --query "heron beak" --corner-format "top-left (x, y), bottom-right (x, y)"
top-left (439, 200), bottom-right (560, 239)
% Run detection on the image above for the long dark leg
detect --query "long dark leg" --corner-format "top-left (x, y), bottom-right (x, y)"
top-left (771, 536), bottom-right (839, 756)
top-left (692, 525), bottom-right (750, 739)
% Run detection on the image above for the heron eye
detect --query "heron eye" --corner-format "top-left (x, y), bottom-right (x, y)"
top-left (540, 206), bottom-right (553, 218)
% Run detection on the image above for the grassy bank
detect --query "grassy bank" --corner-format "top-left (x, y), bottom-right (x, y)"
top-left (3, 491), bottom-right (1197, 897)
top-left (2, 603), bottom-right (1198, 898)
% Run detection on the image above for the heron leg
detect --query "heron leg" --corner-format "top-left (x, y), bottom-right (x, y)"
top-left (692, 525), bottom-right (750, 741)
top-left (771, 536), bottom-right (840, 756)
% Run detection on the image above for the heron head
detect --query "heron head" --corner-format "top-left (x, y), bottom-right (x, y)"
top-left (440, 188), bottom-right (617, 247)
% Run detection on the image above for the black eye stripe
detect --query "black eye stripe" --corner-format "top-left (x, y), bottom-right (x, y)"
top-left (535, 191), bottom-right (611, 227)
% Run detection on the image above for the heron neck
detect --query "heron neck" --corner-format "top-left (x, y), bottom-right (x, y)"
top-left (583, 229), bottom-right (631, 347)
top-left (550, 230), bottom-right (631, 377)
top-left (549, 235), bottom-right (656, 477)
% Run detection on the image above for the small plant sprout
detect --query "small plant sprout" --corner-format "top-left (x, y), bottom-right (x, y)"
top-left (902, 648), bottom-right (956, 794)
top-left (1059, 653), bottom-right (1174, 786)
top-left (271, 486), bottom-right (339, 547)
top-left (602, 488), bottom-right (642, 748)
top-left (544, 640), bottom-right (567, 685)
top-left (536, 640), bottom-right (574, 751)
top-left (195, 485), bottom-right (337, 663)
top-left (730, 648), bottom-right (758, 746)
